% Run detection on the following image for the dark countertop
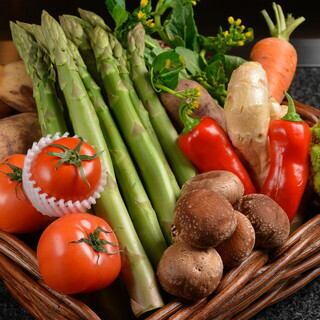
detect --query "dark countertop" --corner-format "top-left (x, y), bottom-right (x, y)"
top-left (1, 67), bottom-right (320, 320)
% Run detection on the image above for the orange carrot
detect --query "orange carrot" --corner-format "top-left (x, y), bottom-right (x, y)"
top-left (250, 3), bottom-right (305, 103)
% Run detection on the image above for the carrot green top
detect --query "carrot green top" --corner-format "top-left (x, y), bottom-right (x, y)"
top-left (261, 2), bottom-right (305, 41)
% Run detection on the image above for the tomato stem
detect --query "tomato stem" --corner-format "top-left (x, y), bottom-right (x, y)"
top-left (0, 162), bottom-right (23, 182)
top-left (47, 138), bottom-right (101, 188)
top-left (70, 226), bottom-right (121, 264)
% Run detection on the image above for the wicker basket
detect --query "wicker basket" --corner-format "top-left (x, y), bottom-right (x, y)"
top-left (0, 100), bottom-right (319, 320)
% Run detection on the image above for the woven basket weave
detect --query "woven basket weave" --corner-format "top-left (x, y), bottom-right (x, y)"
top-left (0, 100), bottom-right (319, 320)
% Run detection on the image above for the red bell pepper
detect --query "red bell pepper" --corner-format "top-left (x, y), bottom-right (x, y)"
top-left (261, 93), bottom-right (311, 221)
top-left (178, 105), bottom-right (256, 194)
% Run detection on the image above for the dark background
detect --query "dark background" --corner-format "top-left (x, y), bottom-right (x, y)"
top-left (1, 0), bottom-right (319, 40)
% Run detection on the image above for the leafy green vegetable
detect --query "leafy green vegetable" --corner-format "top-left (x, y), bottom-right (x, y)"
top-left (151, 50), bottom-right (185, 91)
top-left (223, 54), bottom-right (246, 78)
top-left (154, 0), bottom-right (199, 51)
top-left (105, 0), bottom-right (128, 29)
top-left (175, 47), bottom-right (201, 76)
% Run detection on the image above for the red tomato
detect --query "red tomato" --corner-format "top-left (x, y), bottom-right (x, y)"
top-left (0, 154), bottom-right (51, 233)
top-left (31, 137), bottom-right (102, 201)
top-left (37, 213), bottom-right (121, 294)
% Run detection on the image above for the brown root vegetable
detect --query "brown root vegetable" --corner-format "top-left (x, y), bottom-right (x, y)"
top-left (216, 211), bottom-right (255, 268)
top-left (0, 113), bottom-right (41, 159)
top-left (181, 170), bottom-right (244, 205)
top-left (174, 189), bottom-right (237, 248)
top-left (0, 60), bottom-right (36, 112)
top-left (160, 79), bottom-right (226, 131)
top-left (236, 194), bottom-right (290, 249)
top-left (157, 241), bottom-right (223, 300)
top-left (224, 62), bottom-right (270, 187)
top-left (0, 100), bottom-right (15, 119)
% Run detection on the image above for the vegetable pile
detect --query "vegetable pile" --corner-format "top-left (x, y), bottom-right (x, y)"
top-left (0, 0), bottom-right (318, 318)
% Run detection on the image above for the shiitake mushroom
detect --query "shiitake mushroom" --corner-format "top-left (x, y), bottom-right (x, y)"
top-left (180, 170), bottom-right (245, 205)
top-left (236, 194), bottom-right (290, 248)
top-left (174, 189), bottom-right (237, 248)
top-left (216, 211), bottom-right (255, 268)
top-left (157, 241), bottom-right (223, 301)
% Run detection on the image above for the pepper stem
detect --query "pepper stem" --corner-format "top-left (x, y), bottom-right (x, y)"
top-left (282, 92), bottom-right (303, 122)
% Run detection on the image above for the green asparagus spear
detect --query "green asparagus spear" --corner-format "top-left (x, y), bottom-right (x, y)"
top-left (128, 24), bottom-right (196, 186)
top-left (77, 10), bottom-right (180, 196)
top-left (10, 22), bottom-right (67, 135)
top-left (41, 12), bottom-right (163, 316)
top-left (16, 22), bottom-right (47, 48)
top-left (68, 39), bottom-right (167, 266)
top-left (59, 15), bottom-right (101, 84)
top-left (89, 25), bottom-right (176, 242)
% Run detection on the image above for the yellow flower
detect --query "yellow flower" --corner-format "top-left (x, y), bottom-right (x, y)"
top-left (245, 31), bottom-right (253, 38)
top-left (192, 100), bottom-right (200, 109)
top-left (165, 59), bottom-right (172, 69)
top-left (223, 30), bottom-right (229, 37)
top-left (240, 25), bottom-right (245, 31)
top-left (235, 18), bottom-right (242, 26)
top-left (146, 19), bottom-right (155, 28)
top-left (191, 0), bottom-right (197, 5)
top-left (140, 0), bottom-right (148, 8)
top-left (237, 40), bottom-right (244, 46)
top-left (137, 11), bottom-right (146, 20)
top-left (228, 16), bottom-right (234, 24)
top-left (195, 87), bottom-right (201, 97)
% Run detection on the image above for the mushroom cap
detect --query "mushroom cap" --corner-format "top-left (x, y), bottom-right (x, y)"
top-left (175, 189), bottom-right (237, 248)
top-left (157, 242), bottom-right (223, 301)
top-left (236, 194), bottom-right (290, 248)
top-left (216, 211), bottom-right (255, 268)
top-left (181, 170), bottom-right (245, 205)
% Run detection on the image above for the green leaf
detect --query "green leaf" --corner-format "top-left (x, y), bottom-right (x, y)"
top-left (144, 35), bottom-right (167, 69)
top-left (160, 0), bottom-right (199, 51)
top-left (105, 0), bottom-right (129, 29)
top-left (223, 54), bottom-right (246, 78)
top-left (175, 47), bottom-right (201, 76)
top-left (205, 54), bottom-right (227, 86)
top-left (151, 50), bottom-right (185, 91)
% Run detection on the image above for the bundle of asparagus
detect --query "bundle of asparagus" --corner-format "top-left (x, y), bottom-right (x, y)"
top-left (10, 8), bottom-right (196, 318)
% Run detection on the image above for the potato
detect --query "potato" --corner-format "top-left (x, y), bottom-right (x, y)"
top-left (0, 113), bottom-right (41, 159)
top-left (0, 60), bottom-right (36, 112)
top-left (175, 189), bottom-right (237, 248)
top-left (157, 242), bottom-right (223, 300)
top-left (236, 194), bottom-right (290, 249)
top-left (0, 100), bottom-right (15, 119)
top-left (181, 170), bottom-right (244, 205)
top-left (160, 79), bottom-right (226, 131)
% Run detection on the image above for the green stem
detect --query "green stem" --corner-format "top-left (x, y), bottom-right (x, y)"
top-left (261, 2), bottom-right (305, 41)
top-left (282, 92), bottom-right (302, 122)
top-left (179, 103), bottom-right (200, 134)
top-left (156, 84), bottom-right (186, 99)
